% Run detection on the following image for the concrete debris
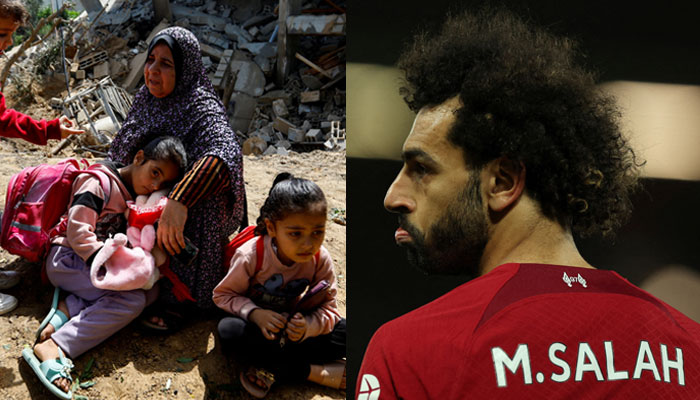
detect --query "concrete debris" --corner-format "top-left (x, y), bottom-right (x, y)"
top-left (286, 14), bottom-right (346, 35)
top-left (272, 99), bottom-right (289, 118)
top-left (230, 60), bottom-right (265, 97)
top-left (7, 0), bottom-right (345, 157)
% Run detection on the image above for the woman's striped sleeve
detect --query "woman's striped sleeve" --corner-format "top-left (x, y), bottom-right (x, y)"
top-left (169, 155), bottom-right (231, 208)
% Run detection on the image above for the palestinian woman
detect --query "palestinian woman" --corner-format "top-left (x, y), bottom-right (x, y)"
top-left (108, 27), bottom-right (245, 330)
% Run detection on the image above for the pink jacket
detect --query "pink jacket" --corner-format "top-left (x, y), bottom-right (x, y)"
top-left (51, 163), bottom-right (133, 262)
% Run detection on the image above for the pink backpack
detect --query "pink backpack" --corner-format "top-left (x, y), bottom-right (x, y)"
top-left (1, 159), bottom-right (111, 263)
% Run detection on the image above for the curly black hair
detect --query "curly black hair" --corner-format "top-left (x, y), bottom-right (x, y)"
top-left (397, 7), bottom-right (641, 237)
top-left (255, 172), bottom-right (327, 235)
top-left (0, 0), bottom-right (29, 25)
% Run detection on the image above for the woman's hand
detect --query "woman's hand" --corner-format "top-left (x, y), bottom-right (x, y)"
top-left (249, 309), bottom-right (287, 340)
top-left (58, 116), bottom-right (85, 139)
top-left (157, 199), bottom-right (188, 256)
top-left (285, 312), bottom-right (307, 342)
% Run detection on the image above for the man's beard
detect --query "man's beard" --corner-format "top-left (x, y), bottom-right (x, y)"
top-left (397, 175), bottom-right (488, 276)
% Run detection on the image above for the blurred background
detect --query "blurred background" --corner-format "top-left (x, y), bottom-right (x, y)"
top-left (347, 0), bottom-right (700, 397)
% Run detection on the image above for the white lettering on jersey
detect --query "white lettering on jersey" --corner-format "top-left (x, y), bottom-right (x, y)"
top-left (358, 374), bottom-right (381, 400)
top-left (492, 344), bottom-right (532, 387)
top-left (633, 341), bottom-right (661, 381)
top-left (575, 342), bottom-right (604, 381)
top-left (493, 340), bottom-right (685, 387)
top-left (660, 343), bottom-right (685, 385)
top-left (549, 342), bottom-right (571, 382)
top-left (604, 341), bottom-right (629, 380)
top-left (562, 272), bottom-right (588, 288)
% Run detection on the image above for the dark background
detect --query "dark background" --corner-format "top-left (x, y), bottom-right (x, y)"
top-left (347, 1), bottom-right (700, 398)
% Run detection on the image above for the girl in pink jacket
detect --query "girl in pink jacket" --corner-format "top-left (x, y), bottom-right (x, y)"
top-left (213, 173), bottom-right (346, 398)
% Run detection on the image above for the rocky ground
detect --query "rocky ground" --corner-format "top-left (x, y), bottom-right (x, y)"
top-left (0, 80), bottom-right (346, 400)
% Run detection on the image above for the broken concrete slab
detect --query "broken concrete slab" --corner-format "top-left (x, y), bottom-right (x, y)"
top-left (258, 90), bottom-right (291, 105)
top-left (273, 116), bottom-right (296, 135)
top-left (301, 74), bottom-right (323, 90)
top-left (93, 61), bottom-right (110, 78)
top-left (288, 128), bottom-right (304, 142)
top-left (228, 92), bottom-right (257, 133)
top-left (231, 60), bottom-right (265, 97)
top-left (272, 99), bottom-right (288, 117)
top-left (277, 146), bottom-right (289, 156)
top-left (305, 128), bottom-right (323, 142)
top-left (124, 52), bottom-right (147, 90)
top-left (263, 145), bottom-right (277, 156)
top-left (286, 14), bottom-right (346, 35)
top-left (172, 4), bottom-right (227, 31)
top-left (225, 23), bottom-right (253, 43)
top-left (201, 43), bottom-right (224, 61)
top-left (239, 42), bottom-right (276, 57)
top-left (300, 90), bottom-right (320, 103)
top-left (276, 139), bottom-right (291, 150)
top-left (254, 54), bottom-right (272, 74)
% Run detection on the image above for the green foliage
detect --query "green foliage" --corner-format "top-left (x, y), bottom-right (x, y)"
top-left (34, 41), bottom-right (61, 75)
top-left (10, 4), bottom-right (81, 49)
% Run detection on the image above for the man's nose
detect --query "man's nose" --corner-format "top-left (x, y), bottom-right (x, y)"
top-left (384, 169), bottom-right (415, 214)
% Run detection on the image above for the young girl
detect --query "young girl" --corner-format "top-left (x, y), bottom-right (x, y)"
top-left (213, 173), bottom-right (346, 398)
top-left (22, 136), bottom-right (186, 399)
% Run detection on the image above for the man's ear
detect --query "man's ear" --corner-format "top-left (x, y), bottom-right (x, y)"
top-left (484, 157), bottom-right (526, 212)
top-left (133, 150), bottom-right (145, 165)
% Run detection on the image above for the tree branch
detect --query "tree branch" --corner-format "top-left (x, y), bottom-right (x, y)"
top-left (0, 3), bottom-right (69, 89)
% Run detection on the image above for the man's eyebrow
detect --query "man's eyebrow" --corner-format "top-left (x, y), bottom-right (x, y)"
top-left (402, 149), bottom-right (437, 165)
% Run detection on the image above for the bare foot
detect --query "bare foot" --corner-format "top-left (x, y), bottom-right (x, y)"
top-left (148, 316), bottom-right (167, 328)
top-left (38, 300), bottom-right (69, 342)
top-left (33, 339), bottom-right (71, 393)
top-left (309, 362), bottom-right (346, 390)
top-left (243, 368), bottom-right (274, 393)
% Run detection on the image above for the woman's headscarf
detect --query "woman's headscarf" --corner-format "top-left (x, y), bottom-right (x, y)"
top-left (109, 26), bottom-right (244, 229)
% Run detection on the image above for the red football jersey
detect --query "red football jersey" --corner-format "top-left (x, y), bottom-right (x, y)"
top-left (356, 263), bottom-right (700, 399)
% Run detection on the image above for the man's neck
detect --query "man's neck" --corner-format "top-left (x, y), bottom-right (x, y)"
top-left (479, 196), bottom-right (594, 275)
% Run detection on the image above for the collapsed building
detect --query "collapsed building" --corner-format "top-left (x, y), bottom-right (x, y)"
top-left (2, 0), bottom-right (346, 157)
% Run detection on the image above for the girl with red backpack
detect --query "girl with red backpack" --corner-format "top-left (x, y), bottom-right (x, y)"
top-left (213, 173), bottom-right (346, 398)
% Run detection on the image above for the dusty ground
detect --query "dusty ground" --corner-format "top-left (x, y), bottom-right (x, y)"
top-left (0, 78), bottom-right (346, 399)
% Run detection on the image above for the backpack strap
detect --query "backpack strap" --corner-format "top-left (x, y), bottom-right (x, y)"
top-left (255, 235), bottom-right (265, 273)
top-left (82, 164), bottom-right (112, 208)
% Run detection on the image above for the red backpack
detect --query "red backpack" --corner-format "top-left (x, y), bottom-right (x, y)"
top-left (1, 159), bottom-right (111, 263)
top-left (223, 225), bottom-right (320, 272)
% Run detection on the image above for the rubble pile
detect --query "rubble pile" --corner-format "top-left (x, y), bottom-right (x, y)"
top-left (2, 0), bottom-right (346, 157)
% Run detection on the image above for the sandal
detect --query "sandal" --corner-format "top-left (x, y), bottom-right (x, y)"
top-left (239, 366), bottom-right (275, 398)
top-left (139, 304), bottom-right (186, 333)
top-left (35, 287), bottom-right (68, 342)
top-left (316, 360), bottom-right (346, 389)
top-left (22, 346), bottom-right (74, 399)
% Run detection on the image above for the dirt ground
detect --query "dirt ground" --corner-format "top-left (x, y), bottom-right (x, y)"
top-left (0, 78), bottom-right (346, 399)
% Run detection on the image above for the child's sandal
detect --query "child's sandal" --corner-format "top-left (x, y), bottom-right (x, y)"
top-left (239, 366), bottom-right (275, 398)
top-left (35, 287), bottom-right (68, 341)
